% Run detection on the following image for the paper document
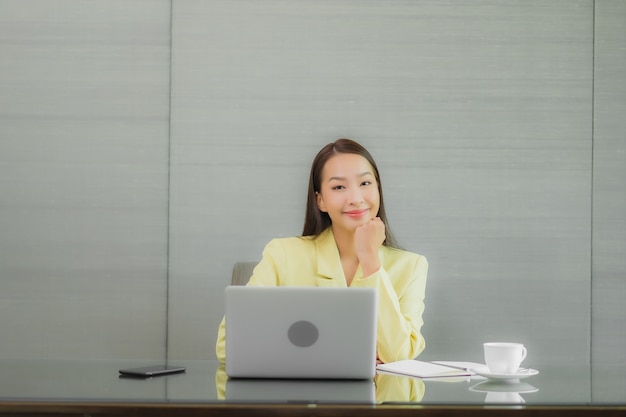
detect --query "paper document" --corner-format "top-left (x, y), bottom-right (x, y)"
top-left (431, 361), bottom-right (485, 371)
top-left (376, 360), bottom-right (473, 379)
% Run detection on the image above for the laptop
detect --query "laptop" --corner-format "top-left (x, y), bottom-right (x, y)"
top-left (224, 286), bottom-right (378, 379)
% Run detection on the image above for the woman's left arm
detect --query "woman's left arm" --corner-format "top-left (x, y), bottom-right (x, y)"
top-left (353, 253), bottom-right (428, 364)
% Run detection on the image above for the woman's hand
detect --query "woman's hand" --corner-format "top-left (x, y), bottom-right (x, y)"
top-left (354, 217), bottom-right (385, 276)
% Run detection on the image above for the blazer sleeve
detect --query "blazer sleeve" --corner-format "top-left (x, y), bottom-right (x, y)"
top-left (352, 253), bottom-right (428, 363)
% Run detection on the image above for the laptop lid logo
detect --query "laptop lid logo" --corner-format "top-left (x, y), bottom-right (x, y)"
top-left (288, 320), bottom-right (319, 347)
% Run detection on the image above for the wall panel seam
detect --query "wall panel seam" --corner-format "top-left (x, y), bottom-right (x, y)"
top-left (165, 0), bottom-right (174, 361)
top-left (590, 0), bottom-right (596, 399)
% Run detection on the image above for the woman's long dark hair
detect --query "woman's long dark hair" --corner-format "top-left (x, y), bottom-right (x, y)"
top-left (301, 138), bottom-right (400, 249)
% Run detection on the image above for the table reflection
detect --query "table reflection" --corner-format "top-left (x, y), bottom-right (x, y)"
top-left (216, 363), bottom-right (548, 405)
top-left (3, 358), bottom-right (620, 408)
top-left (470, 380), bottom-right (539, 404)
top-left (215, 364), bottom-right (425, 403)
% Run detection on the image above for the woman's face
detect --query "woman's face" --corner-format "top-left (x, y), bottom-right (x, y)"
top-left (316, 153), bottom-right (380, 234)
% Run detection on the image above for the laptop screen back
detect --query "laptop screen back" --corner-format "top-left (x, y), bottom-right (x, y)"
top-left (225, 286), bottom-right (377, 379)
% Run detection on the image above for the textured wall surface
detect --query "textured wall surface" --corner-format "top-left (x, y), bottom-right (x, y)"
top-left (0, 0), bottom-right (172, 359)
top-left (591, 0), bottom-right (626, 400)
top-left (168, 0), bottom-right (593, 366)
top-left (0, 1), bottom-right (622, 375)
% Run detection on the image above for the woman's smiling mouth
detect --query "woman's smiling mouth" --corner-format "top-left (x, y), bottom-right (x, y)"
top-left (345, 209), bottom-right (369, 218)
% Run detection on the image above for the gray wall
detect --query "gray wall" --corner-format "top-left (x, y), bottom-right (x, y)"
top-left (0, 0), bottom-right (171, 359)
top-left (591, 0), bottom-right (626, 399)
top-left (0, 0), bottom-right (623, 373)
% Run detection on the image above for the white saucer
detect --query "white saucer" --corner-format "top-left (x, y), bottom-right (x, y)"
top-left (470, 366), bottom-right (539, 381)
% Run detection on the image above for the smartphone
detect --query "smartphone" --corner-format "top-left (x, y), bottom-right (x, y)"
top-left (119, 365), bottom-right (186, 378)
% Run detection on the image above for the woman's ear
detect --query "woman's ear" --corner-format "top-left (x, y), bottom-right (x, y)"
top-left (316, 192), bottom-right (327, 213)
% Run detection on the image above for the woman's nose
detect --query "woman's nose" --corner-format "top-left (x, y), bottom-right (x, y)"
top-left (349, 188), bottom-right (364, 204)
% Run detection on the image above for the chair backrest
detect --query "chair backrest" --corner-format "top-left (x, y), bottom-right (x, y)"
top-left (231, 262), bottom-right (257, 286)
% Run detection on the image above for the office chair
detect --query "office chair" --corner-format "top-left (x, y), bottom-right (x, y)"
top-left (231, 261), bottom-right (257, 286)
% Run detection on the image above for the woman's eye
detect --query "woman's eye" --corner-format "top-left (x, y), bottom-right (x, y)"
top-left (361, 181), bottom-right (372, 186)
top-left (332, 185), bottom-right (345, 190)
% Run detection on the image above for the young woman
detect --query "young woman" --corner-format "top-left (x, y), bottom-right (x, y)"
top-left (215, 138), bottom-right (428, 364)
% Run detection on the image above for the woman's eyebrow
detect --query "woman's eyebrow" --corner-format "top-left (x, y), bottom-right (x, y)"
top-left (328, 172), bottom-right (373, 182)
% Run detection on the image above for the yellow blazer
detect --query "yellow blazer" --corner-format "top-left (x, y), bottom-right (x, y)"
top-left (215, 227), bottom-right (428, 364)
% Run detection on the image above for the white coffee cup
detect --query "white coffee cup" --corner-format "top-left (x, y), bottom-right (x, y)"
top-left (483, 342), bottom-right (527, 374)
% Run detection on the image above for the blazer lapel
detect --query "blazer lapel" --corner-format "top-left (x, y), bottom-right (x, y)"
top-left (314, 228), bottom-right (346, 287)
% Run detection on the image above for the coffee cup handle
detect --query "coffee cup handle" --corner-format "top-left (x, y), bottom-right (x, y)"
top-left (521, 346), bottom-right (527, 362)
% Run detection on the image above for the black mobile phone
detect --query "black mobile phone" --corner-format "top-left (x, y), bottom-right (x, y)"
top-left (118, 365), bottom-right (186, 378)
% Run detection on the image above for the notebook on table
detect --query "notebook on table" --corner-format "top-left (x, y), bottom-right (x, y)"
top-left (224, 285), bottom-right (378, 379)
